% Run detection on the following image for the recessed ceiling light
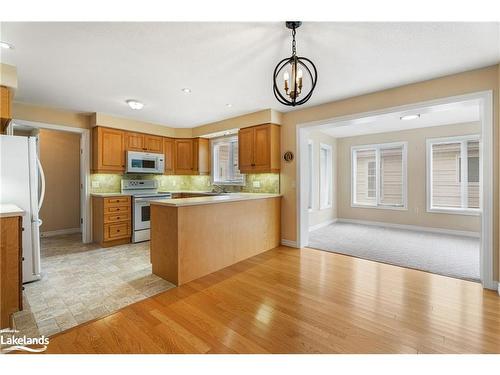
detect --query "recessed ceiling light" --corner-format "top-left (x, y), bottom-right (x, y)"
top-left (126, 100), bottom-right (144, 110)
top-left (225, 103), bottom-right (233, 108)
top-left (400, 114), bottom-right (420, 121)
top-left (181, 88), bottom-right (191, 94)
top-left (0, 41), bottom-right (14, 50)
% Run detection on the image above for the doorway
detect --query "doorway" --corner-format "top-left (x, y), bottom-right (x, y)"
top-left (297, 91), bottom-right (495, 289)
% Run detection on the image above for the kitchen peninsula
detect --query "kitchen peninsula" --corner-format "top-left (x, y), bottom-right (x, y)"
top-left (150, 194), bottom-right (281, 285)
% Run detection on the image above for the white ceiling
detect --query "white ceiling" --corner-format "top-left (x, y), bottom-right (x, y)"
top-left (321, 100), bottom-right (480, 138)
top-left (0, 22), bottom-right (499, 128)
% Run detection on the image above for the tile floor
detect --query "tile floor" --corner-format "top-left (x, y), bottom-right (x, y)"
top-left (12, 234), bottom-right (175, 337)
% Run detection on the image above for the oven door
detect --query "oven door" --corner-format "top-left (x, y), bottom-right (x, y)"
top-left (134, 198), bottom-right (151, 230)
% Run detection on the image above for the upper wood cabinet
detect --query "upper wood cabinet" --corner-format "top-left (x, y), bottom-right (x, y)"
top-left (163, 137), bottom-right (175, 175)
top-left (1, 86), bottom-right (12, 134)
top-left (125, 132), bottom-right (163, 153)
top-left (92, 127), bottom-right (125, 173)
top-left (238, 124), bottom-right (280, 174)
top-left (144, 135), bottom-right (163, 153)
top-left (174, 138), bottom-right (210, 175)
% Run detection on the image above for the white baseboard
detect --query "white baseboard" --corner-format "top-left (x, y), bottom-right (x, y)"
top-left (337, 218), bottom-right (480, 238)
top-left (309, 219), bottom-right (337, 232)
top-left (41, 228), bottom-right (81, 237)
top-left (281, 239), bottom-right (298, 248)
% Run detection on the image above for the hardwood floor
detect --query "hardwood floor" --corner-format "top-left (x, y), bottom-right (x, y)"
top-left (43, 246), bottom-right (500, 354)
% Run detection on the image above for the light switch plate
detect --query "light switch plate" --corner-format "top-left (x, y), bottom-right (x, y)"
top-left (253, 181), bottom-right (261, 188)
top-left (92, 181), bottom-right (100, 188)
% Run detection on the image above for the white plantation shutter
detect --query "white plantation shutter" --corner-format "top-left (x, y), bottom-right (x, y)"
top-left (429, 136), bottom-right (480, 211)
top-left (380, 147), bottom-right (404, 206)
top-left (352, 143), bottom-right (406, 208)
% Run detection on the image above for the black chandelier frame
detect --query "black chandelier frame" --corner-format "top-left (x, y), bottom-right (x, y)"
top-left (273, 21), bottom-right (318, 107)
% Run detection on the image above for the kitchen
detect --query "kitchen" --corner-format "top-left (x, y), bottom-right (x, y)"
top-left (0, 108), bottom-right (282, 337)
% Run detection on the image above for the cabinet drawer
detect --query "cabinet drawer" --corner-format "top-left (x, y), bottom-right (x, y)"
top-left (104, 205), bottom-right (130, 214)
top-left (104, 212), bottom-right (130, 224)
top-left (104, 196), bottom-right (130, 206)
top-left (104, 222), bottom-right (131, 241)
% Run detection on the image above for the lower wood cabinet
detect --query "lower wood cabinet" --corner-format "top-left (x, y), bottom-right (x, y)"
top-left (0, 215), bottom-right (23, 329)
top-left (92, 196), bottom-right (131, 247)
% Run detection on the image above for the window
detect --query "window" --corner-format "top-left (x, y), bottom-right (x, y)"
top-left (307, 140), bottom-right (313, 210)
top-left (319, 143), bottom-right (332, 209)
top-left (427, 135), bottom-right (480, 213)
top-left (211, 135), bottom-right (244, 185)
top-left (352, 142), bottom-right (407, 209)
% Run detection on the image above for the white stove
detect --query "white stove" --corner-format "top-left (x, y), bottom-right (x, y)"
top-left (121, 180), bottom-right (171, 243)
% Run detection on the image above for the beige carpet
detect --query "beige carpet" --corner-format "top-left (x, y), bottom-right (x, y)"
top-left (12, 234), bottom-right (175, 337)
top-left (308, 222), bottom-right (480, 281)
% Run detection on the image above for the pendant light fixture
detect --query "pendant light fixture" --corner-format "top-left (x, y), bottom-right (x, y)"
top-left (273, 21), bottom-right (317, 106)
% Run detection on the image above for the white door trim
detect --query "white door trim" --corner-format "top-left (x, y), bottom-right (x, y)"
top-left (11, 119), bottom-right (92, 244)
top-left (296, 90), bottom-right (495, 290)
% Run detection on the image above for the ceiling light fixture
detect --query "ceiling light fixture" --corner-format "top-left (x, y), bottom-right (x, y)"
top-left (126, 100), bottom-right (144, 110)
top-left (225, 103), bottom-right (233, 108)
top-left (181, 88), bottom-right (191, 93)
top-left (273, 21), bottom-right (317, 107)
top-left (400, 114), bottom-right (420, 121)
top-left (0, 41), bottom-right (14, 49)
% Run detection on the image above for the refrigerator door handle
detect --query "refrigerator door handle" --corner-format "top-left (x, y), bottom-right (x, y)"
top-left (37, 157), bottom-right (46, 211)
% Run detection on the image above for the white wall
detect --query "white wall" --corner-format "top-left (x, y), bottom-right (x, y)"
top-left (308, 130), bottom-right (337, 229)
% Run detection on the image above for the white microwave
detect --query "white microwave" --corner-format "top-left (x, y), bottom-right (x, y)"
top-left (126, 151), bottom-right (165, 174)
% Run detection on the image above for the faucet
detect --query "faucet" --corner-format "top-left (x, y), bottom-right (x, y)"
top-left (212, 184), bottom-right (228, 193)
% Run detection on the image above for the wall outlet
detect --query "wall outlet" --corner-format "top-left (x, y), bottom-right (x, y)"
top-left (92, 181), bottom-right (100, 188)
top-left (253, 181), bottom-right (261, 188)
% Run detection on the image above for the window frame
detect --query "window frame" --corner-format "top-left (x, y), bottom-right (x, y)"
top-left (426, 134), bottom-right (481, 216)
top-left (351, 141), bottom-right (408, 211)
top-left (319, 143), bottom-right (333, 210)
top-left (210, 135), bottom-right (245, 186)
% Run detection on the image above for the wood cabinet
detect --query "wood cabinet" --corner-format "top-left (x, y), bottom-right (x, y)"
top-left (0, 215), bottom-right (23, 329)
top-left (238, 124), bottom-right (280, 173)
top-left (91, 126), bottom-right (209, 175)
top-left (125, 132), bottom-right (163, 153)
top-left (92, 195), bottom-right (131, 247)
top-left (174, 139), bottom-right (194, 174)
top-left (1, 86), bottom-right (12, 134)
top-left (92, 127), bottom-right (125, 173)
top-left (163, 137), bottom-right (175, 175)
top-left (173, 138), bottom-right (210, 175)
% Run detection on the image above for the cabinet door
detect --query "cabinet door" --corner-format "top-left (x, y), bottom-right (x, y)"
top-left (163, 138), bottom-right (175, 174)
top-left (125, 132), bottom-right (145, 151)
top-left (253, 125), bottom-right (271, 171)
top-left (238, 127), bottom-right (255, 172)
top-left (95, 127), bottom-right (125, 172)
top-left (174, 139), bottom-right (194, 174)
top-left (197, 138), bottom-right (210, 175)
top-left (0, 86), bottom-right (11, 119)
top-left (145, 135), bottom-right (163, 153)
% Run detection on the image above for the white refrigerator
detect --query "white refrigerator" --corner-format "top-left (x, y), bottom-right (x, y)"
top-left (0, 135), bottom-right (45, 283)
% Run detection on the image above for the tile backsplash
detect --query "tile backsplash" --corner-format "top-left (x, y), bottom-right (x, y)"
top-left (90, 173), bottom-right (280, 194)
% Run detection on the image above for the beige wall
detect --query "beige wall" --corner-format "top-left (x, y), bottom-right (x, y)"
top-left (39, 129), bottom-right (81, 233)
top-left (307, 130), bottom-right (337, 228)
top-left (13, 102), bottom-right (91, 129)
top-left (280, 64), bottom-right (499, 280)
top-left (337, 122), bottom-right (481, 232)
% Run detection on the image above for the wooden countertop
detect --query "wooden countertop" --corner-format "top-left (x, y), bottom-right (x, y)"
top-left (151, 193), bottom-right (281, 207)
top-left (0, 204), bottom-right (25, 218)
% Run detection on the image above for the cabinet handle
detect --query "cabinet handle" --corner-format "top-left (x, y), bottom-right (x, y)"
top-left (117, 229), bottom-right (120, 232)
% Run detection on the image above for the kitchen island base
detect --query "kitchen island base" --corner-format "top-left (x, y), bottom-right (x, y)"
top-left (150, 196), bottom-right (281, 285)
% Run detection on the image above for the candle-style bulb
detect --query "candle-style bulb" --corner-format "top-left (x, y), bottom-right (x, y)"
top-left (284, 72), bottom-right (289, 81)
top-left (297, 69), bottom-right (303, 79)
